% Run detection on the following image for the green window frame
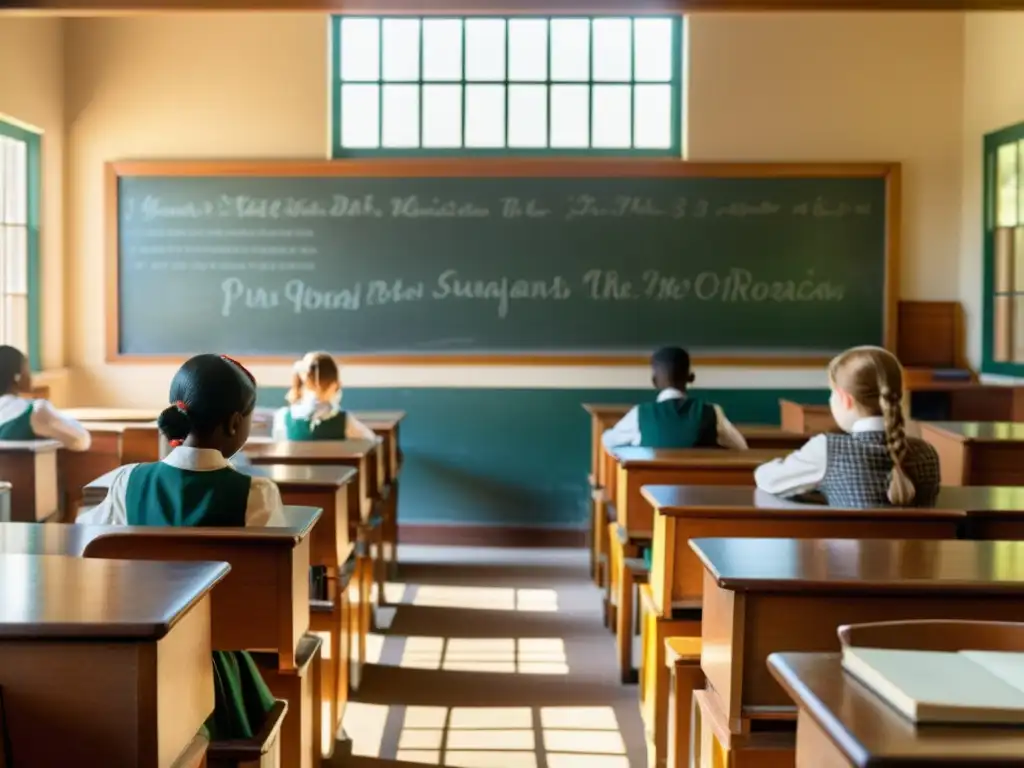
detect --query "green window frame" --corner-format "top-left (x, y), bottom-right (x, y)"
top-left (983, 120), bottom-right (1024, 375)
top-left (330, 15), bottom-right (683, 158)
top-left (0, 120), bottom-right (40, 372)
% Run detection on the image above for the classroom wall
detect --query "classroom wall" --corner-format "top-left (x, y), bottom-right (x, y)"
top-left (0, 18), bottom-right (67, 388)
top-left (962, 14), bottom-right (1024, 368)
top-left (58, 12), bottom-right (966, 527)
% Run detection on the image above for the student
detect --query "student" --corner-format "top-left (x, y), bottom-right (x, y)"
top-left (0, 345), bottom-right (90, 450)
top-left (77, 353), bottom-right (283, 740)
top-left (754, 345), bottom-right (940, 507)
top-left (272, 351), bottom-right (376, 441)
top-left (602, 346), bottom-right (748, 450)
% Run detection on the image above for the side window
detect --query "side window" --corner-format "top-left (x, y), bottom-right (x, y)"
top-left (0, 121), bottom-right (39, 368)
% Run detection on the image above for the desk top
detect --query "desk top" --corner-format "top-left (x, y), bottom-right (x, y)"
top-left (768, 652), bottom-right (1024, 766)
top-left (691, 538), bottom-right (1024, 594)
top-left (243, 464), bottom-right (358, 489)
top-left (354, 410), bottom-right (406, 427)
top-left (641, 485), bottom-right (965, 520)
top-left (80, 420), bottom-right (158, 433)
top-left (65, 408), bottom-right (159, 422)
top-left (0, 439), bottom-right (60, 454)
top-left (582, 403), bottom-right (632, 418)
top-left (244, 438), bottom-right (378, 461)
top-left (612, 447), bottom-right (787, 469)
top-left (0, 554), bottom-right (228, 640)
top-left (919, 421), bottom-right (1024, 442)
top-left (0, 509), bottom-right (322, 553)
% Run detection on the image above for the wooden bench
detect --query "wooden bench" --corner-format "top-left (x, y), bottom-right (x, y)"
top-left (639, 485), bottom-right (964, 768)
top-left (0, 440), bottom-right (60, 522)
top-left (689, 537), bottom-right (1024, 766)
top-left (606, 447), bottom-right (789, 683)
top-left (0, 510), bottom-right (323, 768)
top-left (920, 421), bottom-right (1024, 485)
top-left (0, 554), bottom-right (227, 767)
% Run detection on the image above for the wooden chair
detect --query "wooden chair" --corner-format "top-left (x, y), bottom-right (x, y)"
top-left (839, 619), bottom-right (1024, 652)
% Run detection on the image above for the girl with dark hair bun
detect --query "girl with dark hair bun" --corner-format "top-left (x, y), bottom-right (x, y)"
top-left (0, 345), bottom-right (90, 450)
top-left (78, 353), bottom-right (283, 741)
top-left (271, 351), bottom-right (376, 441)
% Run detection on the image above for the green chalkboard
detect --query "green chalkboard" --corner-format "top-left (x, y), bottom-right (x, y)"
top-left (112, 161), bottom-right (894, 359)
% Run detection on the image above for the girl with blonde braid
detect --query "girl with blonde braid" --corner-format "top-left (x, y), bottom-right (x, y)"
top-left (272, 351), bottom-right (376, 441)
top-left (755, 346), bottom-right (940, 507)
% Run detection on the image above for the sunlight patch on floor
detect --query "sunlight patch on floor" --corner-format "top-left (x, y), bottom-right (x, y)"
top-left (394, 637), bottom-right (569, 674)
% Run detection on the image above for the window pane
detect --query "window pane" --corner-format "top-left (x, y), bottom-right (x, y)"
top-left (998, 142), bottom-right (1018, 228)
top-left (550, 19), bottom-right (589, 82)
top-left (996, 295), bottom-right (1012, 362)
top-left (634, 19), bottom-right (673, 82)
top-left (465, 19), bottom-right (505, 82)
top-left (340, 18), bottom-right (380, 81)
top-left (1016, 227), bottom-right (1024, 293)
top-left (997, 227), bottom-right (1014, 292)
top-left (382, 85), bottom-right (420, 148)
top-left (423, 20), bottom-right (463, 81)
top-left (4, 139), bottom-right (26, 225)
top-left (634, 84), bottom-right (672, 149)
top-left (5, 226), bottom-right (26, 295)
top-left (341, 85), bottom-right (380, 148)
top-left (1014, 296), bottom-right (1024, 363)
top-left (5, 296), bottom-right (26, 353)
top-left (592, 18), bottom-right (631, 82)
top-left (592, 85), bottom-right (631, 148)
top-left (508, 20), bottom-right (547, 81)
top-left (508, 85), bottom-right (547, 148)
top-left (550, 85), bottom-right (589, 148)
top-left (465, 85), bottom-right (505, 148)
top-left (422, 84), bottom-right (462, 147)
top-left (383, 19), bottom-right (420, 81)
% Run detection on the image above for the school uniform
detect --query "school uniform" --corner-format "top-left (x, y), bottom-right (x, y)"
top-left (76, 446), bottom-right (284, 740)
top-left (272, 393), bottom-right (377, 441)
top-left (601, 388), bottom-right (748, 450)
top-left (754, 416), bottom-right (941, 507)
top-left (0, 394), bottom-right (91, 450)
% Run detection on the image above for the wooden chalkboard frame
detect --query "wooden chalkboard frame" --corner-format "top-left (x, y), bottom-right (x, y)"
top-left (105, 159), bottom-right (901, 366)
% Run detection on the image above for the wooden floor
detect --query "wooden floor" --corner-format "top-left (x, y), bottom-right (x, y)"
top-left (342, 545), bottom-right (647, 767)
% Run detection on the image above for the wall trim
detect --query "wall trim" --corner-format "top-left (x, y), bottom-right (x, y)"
top-left (400, 524), bottom-right (586, 548)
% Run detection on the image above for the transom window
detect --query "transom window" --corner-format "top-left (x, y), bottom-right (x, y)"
top-left (330, 16), bottom-right (682, 156)
top-left (984, 121), bottom-right (1024, 373)
top-left (0, 123), bottom-right (33, 360)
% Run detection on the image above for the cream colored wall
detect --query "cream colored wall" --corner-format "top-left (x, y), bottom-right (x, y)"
top-left (0, 17), bottom-right (68, 402)
top-left (64, 12), bottom-right (966, 405)
top-left (962, 13), bottom-right (1024, 369)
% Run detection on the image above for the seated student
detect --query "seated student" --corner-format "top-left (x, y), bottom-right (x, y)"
top-left (78, 353), bottom-right (283, 741)
top-left (272, 351), bottom-right (376, 441)
top-left (0, 345), bottom-right (90, 450)
top-left (602, 346), bottom-right (748, 450)
top-left (755, 345), bottom-right (940, 507)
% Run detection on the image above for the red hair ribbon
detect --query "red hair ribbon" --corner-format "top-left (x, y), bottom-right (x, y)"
top-left (169, 439), bottom-right (184, 448)
top-left (221, 354), bottom-right (257, 385)
top-left (175, 400), bottom-right (188, 414)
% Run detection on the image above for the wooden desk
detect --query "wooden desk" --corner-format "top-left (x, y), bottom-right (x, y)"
top-left (934, 485), bottom-right (1024, 539)
top-left (606, 448), bottom-right (788, 686)
top-left (0, 439), bottom-right (59, 522)
top-left (355, 410), bottom-right (406, 580)
top-left (692, 538), bottom-right (1024, 734)
top-left (79, 420), bottom-right (161, 463)
top-left (779, 400), bottom-right (838, 434)
top-left (639, 485), bottom-right (964, 768)
top-left (0, 509), bottom-right (323, 768)
top-left (0, 554), bottom-right (227, 767)
top-left (920, 421), bottom-right (1024, 486)
top-left (583, 404), bottom-right (631, 584)
top-left (769, 652), bottom-right (1024, 767)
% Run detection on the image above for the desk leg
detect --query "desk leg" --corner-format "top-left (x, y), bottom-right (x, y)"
top-left (591, 491), bottom-right (605, 586)
top-left (386, 479), bottom-right (400, 581)
top-left (350, 550), bottom-right (371, 692)
top-left (606, 523), bottom-right (621, 632)
top-left (615, 541), bottom-right (640, 685)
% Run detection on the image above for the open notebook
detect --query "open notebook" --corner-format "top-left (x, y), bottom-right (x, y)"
top-left (842, 647), bottom-right (1024, 724)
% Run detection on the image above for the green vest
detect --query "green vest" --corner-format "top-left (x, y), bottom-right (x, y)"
top-left (283, 409), bottom-right (347, 441)
top-left (0, 403), bottom-right (38, 440)
top-left (124, 463), bottom-right (251, 527)
top-left (636, 398), bottom-right (718, 449)
top-left (122, 462), bottom-right (274, 740)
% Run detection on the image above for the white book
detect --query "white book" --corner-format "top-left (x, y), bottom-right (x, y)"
top-left (842, 647), bottom-right (1024, 724)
